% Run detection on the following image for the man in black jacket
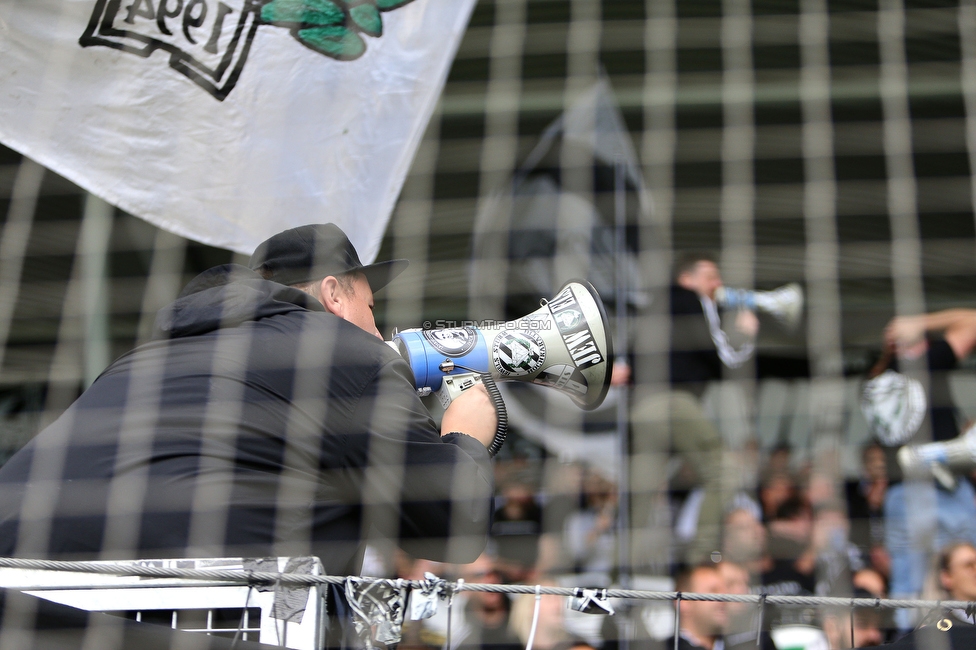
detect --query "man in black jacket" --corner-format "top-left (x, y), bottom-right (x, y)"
top-left (0, 223), bottom-right (497, 578)
top-left (631, 252), bottom-right (758, 566)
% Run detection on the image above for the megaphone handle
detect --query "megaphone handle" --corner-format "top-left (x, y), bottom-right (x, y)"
top-left (480, 372), bottom-right (508, 457)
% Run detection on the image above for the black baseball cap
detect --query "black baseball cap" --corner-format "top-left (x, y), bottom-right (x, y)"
top-left (248, 223), bottom-right (408, 292)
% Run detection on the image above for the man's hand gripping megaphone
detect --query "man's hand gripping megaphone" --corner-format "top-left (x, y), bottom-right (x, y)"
top-left (388, 280), bottom-right (614, 456)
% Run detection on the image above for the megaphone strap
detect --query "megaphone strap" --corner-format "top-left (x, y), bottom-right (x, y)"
top-left (480, 372), bottom-right (508, 457)
top-left (442, 372), bottom-right (508, 457)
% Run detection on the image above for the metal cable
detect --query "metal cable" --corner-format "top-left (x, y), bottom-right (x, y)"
top-left (0, 557), bottom-right (973, 612)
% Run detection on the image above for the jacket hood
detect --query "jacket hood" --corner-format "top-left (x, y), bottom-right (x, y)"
top-left (152, 264), bottom-right (325, 340)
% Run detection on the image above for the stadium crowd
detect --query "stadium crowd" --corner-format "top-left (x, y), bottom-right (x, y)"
top-left (381, 443), bottom-right (976, 650)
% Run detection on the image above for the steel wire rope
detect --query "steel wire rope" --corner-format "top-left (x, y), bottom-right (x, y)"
top-left (0, 557), bottom-right (974, 612)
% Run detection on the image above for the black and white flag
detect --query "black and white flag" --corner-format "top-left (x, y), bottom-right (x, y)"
top-left (0, 0), bottom-right (473, 259)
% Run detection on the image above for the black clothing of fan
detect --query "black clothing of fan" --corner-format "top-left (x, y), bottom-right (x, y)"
top-left (888, 338), bottom-right (961, 443)
top-left (661, 635), bottom-right (722, 650)
top-left (669, 286), bottom-right (723, 398)
top-left (845, 478), bottom-right (886, 563)
top-left (0, 265), bottom-right (493, 575)
top-left (861, 618), bottom-right (976, 649)
top-left (882, 338), bottom-right (962, 483)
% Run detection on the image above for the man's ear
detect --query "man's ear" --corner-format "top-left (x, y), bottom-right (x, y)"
top-left (940, 569), bottom-right (953, 593)
top-left (319, 276), bottom-right (344, 317)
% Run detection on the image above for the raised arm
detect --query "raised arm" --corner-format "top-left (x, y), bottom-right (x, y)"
top-left (885, 309), bottom-right (976, 359)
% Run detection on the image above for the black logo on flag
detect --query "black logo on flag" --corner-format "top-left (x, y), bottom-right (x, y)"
top-left (80, 0), bottom-right (416, 100)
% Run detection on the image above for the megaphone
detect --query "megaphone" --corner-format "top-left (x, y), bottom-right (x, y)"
top-left (714, 283), bottom-right (804, 330)
top-left (897, 424), bottom-right (976, 490)
top-left (389, 280), bottom-right (614, 414)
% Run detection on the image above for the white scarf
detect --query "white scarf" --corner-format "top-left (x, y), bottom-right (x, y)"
top-left (700, 296), bottom-right (754, 369)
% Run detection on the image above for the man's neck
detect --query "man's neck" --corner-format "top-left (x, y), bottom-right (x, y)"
top-left (476, 604), bottom-right (507, 627)
top-left (682, 628), bottom-right (721, 650)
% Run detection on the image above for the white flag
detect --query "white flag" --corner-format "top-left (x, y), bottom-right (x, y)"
top-left (0, 0), bottom-right (473, 260)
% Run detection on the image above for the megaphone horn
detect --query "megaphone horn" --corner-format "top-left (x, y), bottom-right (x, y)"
top-left (390, 280), bottom-right (614, 412)
top-left (715, 283), bottom-right (804, 330)
top-left (897, 424), bottom-right (976, 490)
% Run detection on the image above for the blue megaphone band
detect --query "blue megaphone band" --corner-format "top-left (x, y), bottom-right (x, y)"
top-left (393, 328), bottom-right (490, 391)
top-left (719, 287), bottom-right (756, 310)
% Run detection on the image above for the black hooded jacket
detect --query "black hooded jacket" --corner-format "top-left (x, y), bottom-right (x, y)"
top-left (0, 265), bottom-right (493, 575)
top-left (669, 285), bottom-right (723, 397)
